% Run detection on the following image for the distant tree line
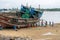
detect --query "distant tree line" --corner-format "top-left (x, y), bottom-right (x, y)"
top-left (40, 8), bottom-right (60, 11)
top-left (0, 8), bottom-right (60, 11)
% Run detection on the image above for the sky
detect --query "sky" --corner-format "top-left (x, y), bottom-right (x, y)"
top-left (0, 0), bottom-right (60, 9)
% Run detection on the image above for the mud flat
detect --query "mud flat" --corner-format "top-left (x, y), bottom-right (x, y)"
top-left (0, 23), bottom-right (60, 40)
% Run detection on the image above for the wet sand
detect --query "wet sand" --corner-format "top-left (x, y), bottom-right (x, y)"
top-left (0, 24), bottom-right (60, 40)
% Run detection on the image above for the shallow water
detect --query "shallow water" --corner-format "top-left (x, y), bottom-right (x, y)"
top-left (40, 11), bottom-right (60, 23)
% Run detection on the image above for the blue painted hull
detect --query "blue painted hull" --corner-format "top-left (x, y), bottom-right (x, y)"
top-left (20, 5), bottom-right (43, 19)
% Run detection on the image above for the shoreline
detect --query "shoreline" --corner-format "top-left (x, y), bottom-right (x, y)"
top-left (0, 23), bottom-right (60, 40)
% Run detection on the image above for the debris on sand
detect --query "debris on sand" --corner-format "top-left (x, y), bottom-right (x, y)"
top-left (0, 34), bottom-right (32, 40)
top-left (42, 32), bottom-right (56, 36)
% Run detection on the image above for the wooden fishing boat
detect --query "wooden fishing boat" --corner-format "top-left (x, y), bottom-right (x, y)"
top-left (0, 5), bottom-right (43, 29)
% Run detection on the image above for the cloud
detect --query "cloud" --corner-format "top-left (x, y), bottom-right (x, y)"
top-left (0, 0), bottom-right (60, 8)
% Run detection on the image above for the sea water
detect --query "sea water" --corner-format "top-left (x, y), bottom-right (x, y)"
top-left (40, 11), bottom-right (60, 23)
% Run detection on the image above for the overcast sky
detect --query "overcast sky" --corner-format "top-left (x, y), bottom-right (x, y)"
top-left (0, 0), bottom-right (60, 9)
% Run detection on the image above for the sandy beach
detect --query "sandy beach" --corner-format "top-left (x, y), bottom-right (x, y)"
top-left (0, 24), bottom-right (60, 40)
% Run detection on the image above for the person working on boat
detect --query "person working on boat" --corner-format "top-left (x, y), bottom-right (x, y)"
top-left (0, 24), bottom-right (3, 30)
top-left (13, 25), bottom-right (17, 31)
